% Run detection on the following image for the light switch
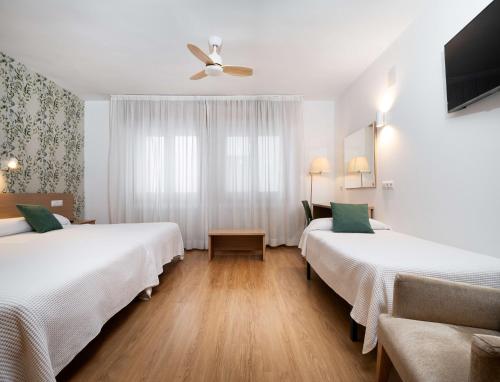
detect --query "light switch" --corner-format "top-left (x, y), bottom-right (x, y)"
top-left (382, 181), bottom-right (394, 190)
top-left (51, 200), bottom-right (63, 207)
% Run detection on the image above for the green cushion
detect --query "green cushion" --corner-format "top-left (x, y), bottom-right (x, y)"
top-left (331, 202), bottom-right (374, 234)
top-left (16, 204), bottom-right (63, 233)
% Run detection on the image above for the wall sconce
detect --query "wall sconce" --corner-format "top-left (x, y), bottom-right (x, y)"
top-left (376, 111), bottom-right (386, 128)
top-left (309, 156), bottom-right (330, 205)
top-left (1, 157), bottom-right (20, 171)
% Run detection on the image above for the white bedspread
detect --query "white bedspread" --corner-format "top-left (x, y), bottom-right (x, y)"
top-left (299, 222), bottom-right (500, 354)
top-left (0, 223), bottom-right (184, 381)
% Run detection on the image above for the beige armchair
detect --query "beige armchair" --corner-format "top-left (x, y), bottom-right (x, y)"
top-left (376, 273), bottom-right (500, 382)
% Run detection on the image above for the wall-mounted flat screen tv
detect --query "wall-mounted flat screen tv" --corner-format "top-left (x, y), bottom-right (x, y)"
top-left (445, 0), bottom-right (500, 112)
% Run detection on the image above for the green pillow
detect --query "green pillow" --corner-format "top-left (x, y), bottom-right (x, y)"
top-left (16, 204), bottom-right (63, 233)
top-left (331, 202), bottom-right (374, 234)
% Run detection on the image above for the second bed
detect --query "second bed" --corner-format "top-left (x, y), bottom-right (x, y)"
top-left (299, 218), bottom-right (500, 353)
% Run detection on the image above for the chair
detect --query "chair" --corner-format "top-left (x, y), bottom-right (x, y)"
top-left (377, 273), bottom-right (500, 382)
top-left (301, 200), bottom-right (313, 225)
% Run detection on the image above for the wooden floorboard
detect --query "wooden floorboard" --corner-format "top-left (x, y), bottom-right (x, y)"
top-left (58, 247), bottom-right (376, 382)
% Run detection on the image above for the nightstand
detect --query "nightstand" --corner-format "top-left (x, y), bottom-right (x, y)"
top-left (72, 218), bottom-right (96, 225)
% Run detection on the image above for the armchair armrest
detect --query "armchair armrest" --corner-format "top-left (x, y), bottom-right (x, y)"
top-left (470, 334), bottom-right (500, 382)
top-left (392, 273), bottom-right (500, 330)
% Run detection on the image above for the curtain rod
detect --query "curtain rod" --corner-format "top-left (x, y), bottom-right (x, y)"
top-left (111, 95), bottom-right (303, 101)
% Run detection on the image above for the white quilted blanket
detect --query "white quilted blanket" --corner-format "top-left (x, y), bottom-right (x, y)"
top-left (0, 222), bottom-right (184, 381)
top-left (299, 221), bottom-right (500, 354)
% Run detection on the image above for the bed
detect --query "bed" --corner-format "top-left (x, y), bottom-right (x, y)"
top-left (299, 218), bottom-right (500, 354)
top-left (0, 194), bottom-right (184, 381)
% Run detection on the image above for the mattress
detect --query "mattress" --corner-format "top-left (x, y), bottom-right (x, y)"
top-left (300, 221), bottom-right (500, 353)
top-left (0, 222), bottom-right (184, 381)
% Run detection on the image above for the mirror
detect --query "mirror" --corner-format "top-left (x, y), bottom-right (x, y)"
top-left (344, 123), bottom-right (376, 189)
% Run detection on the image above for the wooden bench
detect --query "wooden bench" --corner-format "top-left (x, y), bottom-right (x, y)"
top-left (208, 229), bottom-right (266, 261)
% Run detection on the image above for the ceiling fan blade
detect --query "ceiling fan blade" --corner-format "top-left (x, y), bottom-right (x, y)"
top-left (187, 43), bottom-right (214, 65)
top-left (190, 70), bottom-right (207, 80)
top-left (223, 66), bottom-right (253, 77)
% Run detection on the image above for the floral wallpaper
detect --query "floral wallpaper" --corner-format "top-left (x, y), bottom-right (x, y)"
top-left (0, 52), bottom-right (84, 217)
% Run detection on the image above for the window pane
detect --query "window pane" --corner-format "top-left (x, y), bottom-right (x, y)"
top-left (144, 136), bottom-right (165, 193)
top-left (175, 136), bottom-right (198, 193)
top-left (258, 136), bottom-right (281, 192)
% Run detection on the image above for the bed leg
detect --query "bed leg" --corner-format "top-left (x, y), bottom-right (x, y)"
top-left (306, 262), bottom-right (311, 280)
top-left (138, 287), bottom-right (152, 301)
top-left (350, 317), bottom-right (359, 342)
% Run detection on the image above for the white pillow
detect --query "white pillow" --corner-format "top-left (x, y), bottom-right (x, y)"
top-left (369, 219), bottom-right (391, 230)
top-left (306, 217), bottom-right (391, 231)
top-left (0, 217), bottom-right (32, 237)
top-left (307, 217), bottom-right (333, 231)
top-left (53, 214), bottom-right (71, 226)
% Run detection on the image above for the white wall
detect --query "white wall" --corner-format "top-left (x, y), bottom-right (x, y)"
top-left (84, 101), bottom-right (110, 223)
top-left (303, 101), bottom-right (336, 205)
top-left (84, 99), bottom-right (335, 224)
top-left (334, 0), bottom-right (500, 257)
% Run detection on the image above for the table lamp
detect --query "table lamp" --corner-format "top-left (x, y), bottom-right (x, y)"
top-left (348, 156), bottom-right (370, 186)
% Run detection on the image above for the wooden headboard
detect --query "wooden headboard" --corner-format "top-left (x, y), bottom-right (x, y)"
top-left (0, 193), bottom-right (74, 220)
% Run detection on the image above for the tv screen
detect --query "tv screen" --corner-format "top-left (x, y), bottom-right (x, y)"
top-left (445, 0), bottom-right (500, 112)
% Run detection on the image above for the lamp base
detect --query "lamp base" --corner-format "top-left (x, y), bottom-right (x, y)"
top-left (309, 173), bottom-right (314, 206)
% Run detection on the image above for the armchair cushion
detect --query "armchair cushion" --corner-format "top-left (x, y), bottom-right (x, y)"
top-left (393, 274), bottom-right (500, 331)
top-left (378, 314), bottom-right (500, 382)
top-left (470, 334), bottom-right (500, 382)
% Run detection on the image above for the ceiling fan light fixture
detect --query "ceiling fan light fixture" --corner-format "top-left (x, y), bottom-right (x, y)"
top-left (205, 65), bottom-right (223, 76)
top-left (208, 35), bottom-right (222, 49)
top-left (187, 37), bottom-right (253, 80)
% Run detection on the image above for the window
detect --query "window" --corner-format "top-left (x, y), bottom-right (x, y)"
top-left (224, 135), bottom-right (282, 194)
top-left (143, 135), bottom-right (198, 194)
top-left (258, 136), bottom-right (281, 193)
top-left (144, 136), bottom-right (166, 193)
top-left (144, 134), bottom-right (280, 196)
top-left (175, 136), bottom-right (198, 193)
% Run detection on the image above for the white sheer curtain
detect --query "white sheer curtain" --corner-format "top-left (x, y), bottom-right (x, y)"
top-left (205, 97), bottom-right (303, 246)
top-left (109, 95), bottom-right (303, 249)
top-left (109, 96), bottom-right (207, 249)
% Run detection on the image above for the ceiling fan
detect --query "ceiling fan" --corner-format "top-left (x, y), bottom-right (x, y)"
top-left (187, 36), bottom-right (253, 80)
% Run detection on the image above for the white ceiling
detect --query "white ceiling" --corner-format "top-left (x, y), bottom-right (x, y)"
top-left (0, 0), bottom-right (428, 100)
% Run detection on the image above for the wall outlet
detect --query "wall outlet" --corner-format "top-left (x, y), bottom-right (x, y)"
top-left (382, 180), bottom-right (394, 190)
top-left (51, 200), bottom-right (63, 207)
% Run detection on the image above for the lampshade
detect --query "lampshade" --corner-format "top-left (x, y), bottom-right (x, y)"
top-left (7, 157), bottom-right (19, 170)
top-left (348, 156), bottom-right (370, 173)
top-left (1, 157), bottom-right (19, 171)
top-left (309, 157), bottom-right (330, 174)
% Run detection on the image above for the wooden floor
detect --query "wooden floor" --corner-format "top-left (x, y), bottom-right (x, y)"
top-left (58, 247), bottom-right (376, 382)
